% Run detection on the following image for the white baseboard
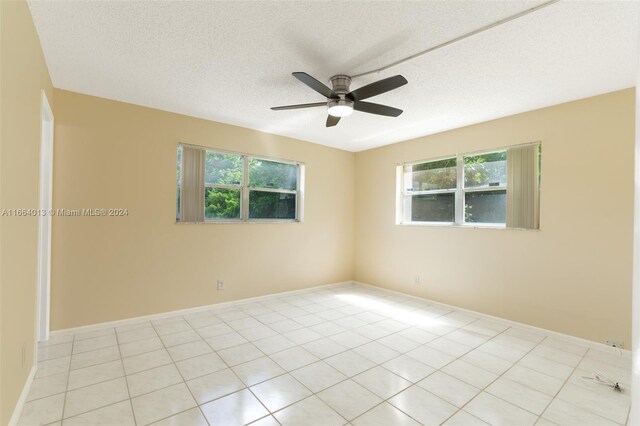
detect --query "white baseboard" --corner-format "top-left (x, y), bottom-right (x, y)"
top-left (51, 279), bottom-right (628, 358)
top-left (50, 281), bottom-right (353, 338)
top-left (353, 280), bottom-right (631, 356)
top-left (8, 365), bottom-right (36, 426)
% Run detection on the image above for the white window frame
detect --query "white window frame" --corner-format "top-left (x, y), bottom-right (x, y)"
top-left (397, 149), bottom-right (507, 227)
top-left (178, 144), bottom-right (304, 223)
top-left (204, 151), bottom-right (245, 222)
top-left (246, 155), bottom-right (301, 222)
top-left (460, 150), bottom-right (507, 227)
top-left (399, 155), bottom-right (458, 226)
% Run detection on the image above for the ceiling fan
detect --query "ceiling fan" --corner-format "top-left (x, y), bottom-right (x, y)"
top-left (271, 72), bottom-right (408, 127)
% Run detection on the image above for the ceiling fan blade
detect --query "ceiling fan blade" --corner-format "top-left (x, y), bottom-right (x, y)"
top-left (271, 102), bottom-right (326, 111)
top-left (347, 75), bottom-right (408, 101)
top-left (326, 115), bottom-right (340, 127)
top-left (353, 101), bottom-right (403, 117)
top-left (293, 72), bottom-right (338, 99)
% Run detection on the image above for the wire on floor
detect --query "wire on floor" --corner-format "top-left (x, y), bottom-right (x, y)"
top-left (580, 371), bottom-right (623, 392)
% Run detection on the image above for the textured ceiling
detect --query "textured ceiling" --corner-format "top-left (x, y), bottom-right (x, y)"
top-left (29, 1), bottom-right (638, 152)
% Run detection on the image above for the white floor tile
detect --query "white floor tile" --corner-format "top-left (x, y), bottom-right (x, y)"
top-left (201, 389), bottom-right (269, 425)
top-left (555, 382), bottom-right (630, 424)
top-left (328, 331), bottom-right (372, 349)
top-left (119, 336), bottom-right (164, 358)
top-left (317, 379), bottom-right (382, 421)
top-left (486, 377), bottom-right (553, 415)
top-left (426, 337), bottom-right (473, 358)
top-left (405, 345), bottom-right (456, 369)
top-left (205, 331), bottom-right (248, 350)
top-left (117, 327), bottom-right (158, 345)
top-left (352, 341), bottom-right (400, 365)
top-left (75, 328), bottom-right (115, 341)
top-left (250, 374), bottom-right (312, 412)
top-left (186, 368), bottom-right (246, 404)
top-left (18, 393), bottom-right (65, 426)
top-left (352, 402), bottom-right (420, 426)
top-left (64, 377), bottom-right (129, 418)
top-left (381, 355), bottom-right (435, 383)
top-left (67, 359), bottom-right (124, 391)
top-left (154, 320), bottom-right (191, 336)
top-left (518, 353), bottom-right (575, 381)
top-left (354, 324), bottom-right (393, 340)
top-left (70, 347), bottom-right (119, 371)
top-left (238, 324), bottom-right (279, 341)
top-left (417, 371), bottom-right (480, 407)
top-left (63, 400), bottom-right (135, 426)
top-left (253, 334), bottom-right (297, 355)
top-left (274, 395), bottom-right (346, 426)
top-left (270, 346), bottom-right (319, 371)
top-left (530, 344), bottom-right (584, 367)
top-left (397, 327), bottom-right (439, 345)
top-left (166, 340), bottom-right (212, 362)
top-left (149, 407), bottom-right (208, 425)
top-left (503, 365), bottom-right (565, 396)
top-left (441, 359), bottom-right (499, 389)
top-left (290, 361), bottom-right (347, 393)
top-left (195, 322), bottom-right (233, 338)
top-left (131, 383), bottom-right (196, 425)
top-left (73, 334), bottom-right (118, 354)
top-left (461, 349), bottom-right (513, 375)
top-left (282, 327), bottom-right (324, 345)
top-left (442, 410), bottom-right (489, 425)
top-left (377, 334), bottom-right (421, 353)
top-left (388, 385), bottom-right (457, 425)
top-left (232, 356), bottom-right (286, 386)
top-left (325, 351), bottom-right (376, 377)
top-left (159, 329), bottom-right (201, 347)
top-left (26, 372), bottom-right (68, 401)
top-left (37, 342), bottom-right (72, 362)
top-left (36, 356), bottom-right (71, 378)
top-left (464, 392), bottom-right (538, 426)
top-left (541, 398), bottom-right (618, 426)
top-left (127, 364), bottom-right (184, 397)
top-left (217, 342), bottom-right (264, 366)
top-left (353, 366), bottom-right (411, 399)
top-left (122, 349), bottom-right (172, 375)
top-left (175, 352), bottom-right (227, 381)
top-left (302, 338), bottom-right (348, 359)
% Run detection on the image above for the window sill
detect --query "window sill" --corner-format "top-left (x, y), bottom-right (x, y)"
top-left (398, 222), bottom-right (539, 231)
top-left (177, 220), bottom-right (301, 225)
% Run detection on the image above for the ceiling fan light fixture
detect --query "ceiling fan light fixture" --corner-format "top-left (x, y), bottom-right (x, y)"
top-left (327, 99), bottom-right (354, 117)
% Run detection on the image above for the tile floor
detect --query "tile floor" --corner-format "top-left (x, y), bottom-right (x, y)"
top-left (20, 283), bottom-right (632, 426)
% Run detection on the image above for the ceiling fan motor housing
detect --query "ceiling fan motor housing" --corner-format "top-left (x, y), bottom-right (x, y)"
top-left (328, 75), bottom-right (354, 113)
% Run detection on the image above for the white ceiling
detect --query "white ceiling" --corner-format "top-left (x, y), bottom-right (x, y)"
top-left (29, 1), bottom-right (638, 152)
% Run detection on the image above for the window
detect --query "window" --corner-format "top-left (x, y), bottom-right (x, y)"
top-left (177, 144), bottom-right (304, 223)
top-left (398, 143), bottom-right (540, 228)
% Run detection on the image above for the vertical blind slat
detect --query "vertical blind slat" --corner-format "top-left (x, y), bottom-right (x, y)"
top-left (506, 144), bottom-right (539, 229)
top-left (180, 145), bottom-right (205, 222)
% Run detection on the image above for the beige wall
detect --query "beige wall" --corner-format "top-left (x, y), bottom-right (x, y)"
top-left (51, 89), bottom-right (355, 330)
top-left (0, 1), bottom-right (54, 424)
top-left (354, 89), bottom-right (635, 345)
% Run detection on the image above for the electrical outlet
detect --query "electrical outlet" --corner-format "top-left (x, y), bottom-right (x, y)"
top-left (414, 275), bottom-right (421, 285)
top-left (217, 280), bottom-right (224, 291)
top-left (605, 339), bottom-right (624, 348)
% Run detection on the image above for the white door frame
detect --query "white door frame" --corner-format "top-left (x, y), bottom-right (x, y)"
top-left (36, 90), bottom-right (54, 343)
top-left (631, 12), bottom-right (640, 425)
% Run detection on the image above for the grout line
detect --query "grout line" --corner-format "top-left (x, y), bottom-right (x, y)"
top-left (58, 333), bottom-right (75, 423)
top-left (113, 325), bottom-right (138, 426)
